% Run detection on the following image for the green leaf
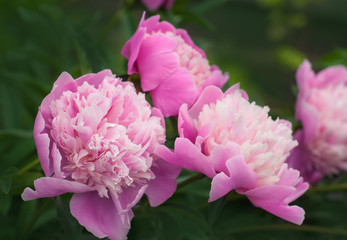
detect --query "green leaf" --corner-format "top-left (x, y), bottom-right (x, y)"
top-left (0, 167), bottom-right (18, 194)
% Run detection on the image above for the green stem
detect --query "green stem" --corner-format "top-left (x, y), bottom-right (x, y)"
top-left (309, 183), bottom-right (347, 193)
top-left (17, 158), bottom-right (40, 175)
top-left (177, 173), bottom-right (205, 189)
top-left (225, 224), bottom-right (347, 236)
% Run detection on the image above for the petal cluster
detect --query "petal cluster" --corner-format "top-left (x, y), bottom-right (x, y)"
top-left (287, 60), bottom-right (347, 183)
top-left (22, 70), bottom-right (180, 239)
top-left (121, 13), bottom-right (228, 117)
top-left (156, 85), bottom-right (308, 224)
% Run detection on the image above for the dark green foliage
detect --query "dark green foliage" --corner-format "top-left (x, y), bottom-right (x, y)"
top-left (1, 0), bottom-right (347, 239)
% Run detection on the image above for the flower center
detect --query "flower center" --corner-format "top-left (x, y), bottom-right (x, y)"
top-left (196, 91), bottom-right (297, 186)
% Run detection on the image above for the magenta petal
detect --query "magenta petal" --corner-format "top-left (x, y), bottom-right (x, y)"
top-left (209, 155), bottom-right (257, 202)
top-left (145, 159), bottom-right (181, 207)
top-left (177, 104), bottom-right (198, 141)
top-left (21, 177), bottom-right (95, 201)
top-left (151, 68), bottom-right (197, 117)
top-left (188, 86), bottom-right (224, 119)
top-left (155, 138), bottom-right (216, 178)
top-left (70, 191), bottom-right (133, 240)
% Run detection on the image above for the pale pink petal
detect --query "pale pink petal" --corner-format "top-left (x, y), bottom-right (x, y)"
top-left (315, 65), bottom-right (347, 88)
top-left (70, 191), bottom-right (133, 240)
top-left (145, 159), bottom-right (180, 206)
top-left (21, 177), bottom-right (95, 201)
top-left (155, 138), bottom-right (215, 178)
top-left (176, 29), bottom-right (206, 58)
top-left (297, 100), bottom-right (319, 143)
top-left (151, 68), bottom-right (197, 117)
top-left (209, 142), bottom-right (243, 173)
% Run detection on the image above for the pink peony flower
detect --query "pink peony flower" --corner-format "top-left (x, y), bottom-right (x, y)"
top-left (141, 0), bottom-right (174, 11)
top-left (156, 84), bottom-right (308, 224)
top-left (121, 13), bottom-right (229, 117)
top-left (287, 60), bottom-right (347, 183)
top-left (22, 70), bottom-right (180, 240)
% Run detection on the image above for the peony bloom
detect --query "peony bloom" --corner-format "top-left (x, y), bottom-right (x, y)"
top-left (156, 84), bottom-right (308, 224)
top-left (141, 0), bottom-right (174, 11)
top-left (22, 70), bottom-right (180, 240)
top-left (287, 60), bottom-right (347, 183)
top-left (121, 13), bottom-right (228, 117)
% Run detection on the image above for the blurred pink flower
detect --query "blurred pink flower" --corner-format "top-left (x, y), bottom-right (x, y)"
top-left (156, 84), bottom-right (308, 224)
top-left (287, 60), bottom-right (347, 183)
top-left (141, 0), bottom-right (174, 11)
top-left (22, 70), bottom-right (180, 240)
top-left (121, 13), bottom-right (228, 117)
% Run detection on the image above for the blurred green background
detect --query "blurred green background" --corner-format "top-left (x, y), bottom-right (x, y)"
top-left (1, 0), bottom-right (347, 239)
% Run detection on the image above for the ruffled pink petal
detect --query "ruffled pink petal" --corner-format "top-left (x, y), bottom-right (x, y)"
top-left (33, 111), bottom-right (52, 176)
top-left (177, 104), bottom-right (198, 142)
top-left (145, 159), bottom-right (181, 207)
top-left (209, 142), bottom-right (243, 173)
top-left (155, 138), bottom-right (216, 178)
top-left (150, 68), bottom-right (197, 117)
top-left (137, 34), bottom-right (179, 91)
top-left (114, 185), bottom-right (148, 214)
top-left (21, 177), bottom-right (95, 201)
top-left (151, 107), bottom-right (165, 129)
top-left (188, 86), bottom-right (224, 119)
top-left (224, 83), bottom-right (249, 101)
top-left (40, 72), bottom-right (77, 120)
top-left (296, 59), bottom-right (314, 90)
top-left (209, 154), bottom-right (257, 202)
top-left (243, 185), bottom-right (306, 225)
top-left (75, 69), bottom-right (114, 88)
top-left (70, 191), bottom-right (133, 240)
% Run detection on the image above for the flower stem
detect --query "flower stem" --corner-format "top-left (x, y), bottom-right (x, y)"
top-left (309, 183), bottom-right (347, 193)
top-left (17, 158), bottom-right (40, 175)
top-left (224, 224), bottom-right (347, 236)
top-left (177, 173), bottom-right (205, 190)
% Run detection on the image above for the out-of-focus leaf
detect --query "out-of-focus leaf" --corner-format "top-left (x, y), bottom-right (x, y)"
top-left (10, 171), bottom-right (43, 195)
top-left (275, 45), bottom-right (305, 69)
top-left (0, 193), bottom-right (11, 215)
top-left (317, 48), bottom-right (347, 68)
top-left (191, 0), bottom-right (229, 15)
top-left (0, 167), bottom-right (18, 194)
top-left (56, 196), bottom-right (82, 240)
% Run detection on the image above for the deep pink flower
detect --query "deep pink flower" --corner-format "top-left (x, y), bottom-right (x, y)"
top-left (22, 70), bottom-right (180, 240)
top-left (121, 13), bottom-right (228, 117)
top-left (287, 60), bottom-right (347, 183)
top-left (141, 0), bottom-right (174, 11)
top-left (156, 84), bottom-right (308, 224)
